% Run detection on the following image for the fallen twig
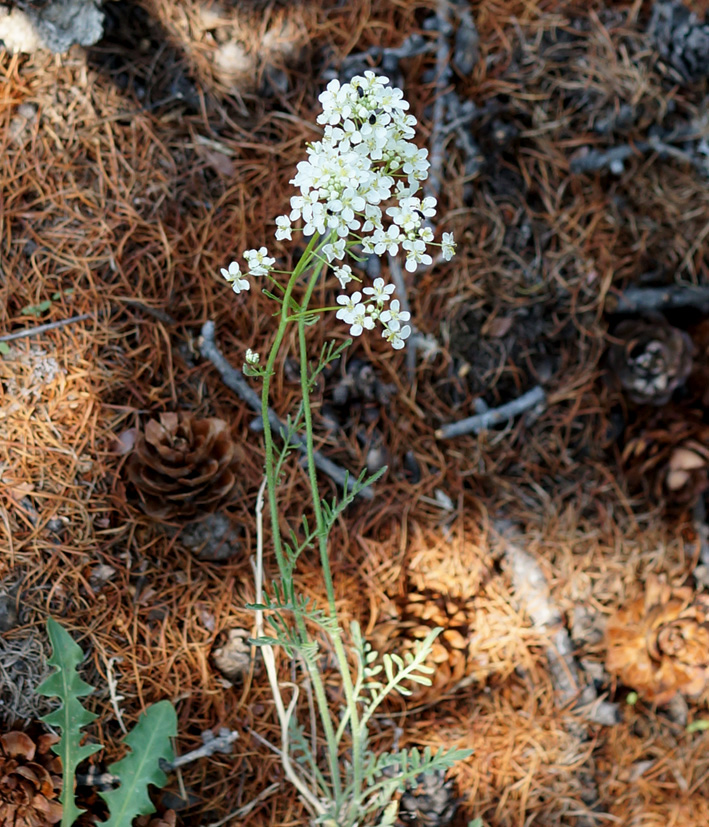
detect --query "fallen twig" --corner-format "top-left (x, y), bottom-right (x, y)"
top-left (606, 284), bottom-right (709, 314)
top-left (335, 34), bottom-right (436, 81)
top-left (118, 298), bottom-right (178, 325)
top-left (496, 521), bottom-right (618, 826)
top-left (199, 321), bottom-right (372, 500)
top-left (571, 133), bottom-right (709, 176)
top-left (436, 385), bottom-right (546, 439)
top-left (162, 728), bottom-right (240, 772)
top-left (0, 313), bottom-right (91, 343)
top-left (426, 0), bottom-right (454, 198)
top-left (497, 521), bottom-right (619, 729)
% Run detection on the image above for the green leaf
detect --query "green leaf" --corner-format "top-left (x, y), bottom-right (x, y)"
top-left (38, 618), bottom-right (102, 827)
top-left (686, 719), bottom-right (709, 733)
top-left (21, 299), bottom-right (52, 317)
top-left (99, 701), bottom-right (177, 826)
top-left (0, 342), bottom-right (10, 355)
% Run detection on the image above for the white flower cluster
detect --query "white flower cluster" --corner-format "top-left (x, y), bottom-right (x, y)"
top-left (220, 72), bottom-right (457, 351)
top-left (336, 278), bottom-right (411, 349)
top-left (220, 247), bottom-right (275, 294)
top-left (276, 71), bottom-right (455, 274)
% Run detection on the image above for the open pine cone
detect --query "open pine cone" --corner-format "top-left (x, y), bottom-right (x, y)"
top-left (607, 317), bottom-right (693, 405)
top-left (126, 412), bottom-right (242, 520)
top-left (622, 416), bottom-right (709, 511)
top-left (375, 593), bottom-right (471, 701)
top-left (396, 770), bottom-right (460, 827)
top-left (606, 577), bottom-right (709, 705)
top-left (0, 731), bottom-right (62, 827)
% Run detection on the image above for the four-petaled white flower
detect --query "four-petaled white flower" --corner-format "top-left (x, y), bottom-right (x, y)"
top-left (441, 232), bottom-right (456, 261)
top-left (336, 291), bottom-right (362, 324)
top-left (382, 323), bottom-right (412, 350)
top-left (220, 261), bottom-right (250, 294)
top-left (244, 247), bottom-right (275, 276)
top-left (379, 299), bottom-right (410, 331)
top-left (349, 305), bottom-right (376, 337)
top-left (275, 216), bottom-right (292, 241)
top-left (402, 238), bottom-right (433, 273)
top-left (322, 238), bottom-right (346, 262)
top-left (363, 278), bottom-right (395, 304)
top-left (334, 264), bottom-right (354, 289)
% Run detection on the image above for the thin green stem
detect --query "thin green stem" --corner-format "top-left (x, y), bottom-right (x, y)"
top-left (297, 263), bottom-right (364, 818)
top-left (260, 233), bottom-right (343, 802)
top-left (261, 233), bottom-right (319, 576)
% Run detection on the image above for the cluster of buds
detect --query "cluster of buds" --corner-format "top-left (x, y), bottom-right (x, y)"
top-left (220, 71), bottom-right (456, 349)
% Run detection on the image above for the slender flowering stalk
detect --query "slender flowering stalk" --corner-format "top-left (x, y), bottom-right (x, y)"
top-left (216, 71), bottom-right (465, 826)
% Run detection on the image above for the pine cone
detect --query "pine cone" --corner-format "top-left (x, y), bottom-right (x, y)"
top-left (211, 627), bottom-right (253, 683)
top-left (622, 416), bottom-right (709, 511)
top-left (606, 576), bottom-right (709, 704)
top-left (396, 770), bottom-right (459, 827)
top-left (649, 0), bottom-right (709, 82)
top-left (376, 593), bottom-right (471, 702)
top-left (0, 731), bottom-right (62, 827)
top-left (126, 412), bottom-right (241, 520)
top-left (607, 317), bottom-right (693, 405)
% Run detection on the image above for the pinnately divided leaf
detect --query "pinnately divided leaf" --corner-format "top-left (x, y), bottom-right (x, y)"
top-left (99, 700), bottom-right (177, 826)
top-left (38, 618), bottom-right (102, 827)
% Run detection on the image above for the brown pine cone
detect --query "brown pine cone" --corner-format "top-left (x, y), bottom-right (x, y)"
top-left (396, 769), bottom-right (459, 827)
top-left (126, 412), bottom-right (242, 520)
top-left (374, 593), bottom-right (471, 702)
top-left (622, 417), bottom-right (709, 511)
top-left (607, 317), bottom-right (693, 405)
top-left (0, 731), bottom-right (62, 827)
top-left (606, 576), bottom-right (709, 705)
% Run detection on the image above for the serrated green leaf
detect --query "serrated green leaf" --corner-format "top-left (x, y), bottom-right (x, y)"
top-left (99, 701), bottom-right (177, 826)
top-left (38, 618), bottom-right (102, 827)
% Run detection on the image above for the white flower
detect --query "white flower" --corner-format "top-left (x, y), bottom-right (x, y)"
top-left (220, 261), bottom-right (241, 282)
top-left (336, 291), bottom-right (362, 324)
top-left (275, 216), bottom-right (292, 241)
top-left (333, 264), bottom-right (354, 289)
top-left (244, 247), bottom-right (275, 276)
top-left (403, 238), bottom-right (432, 272)
top-left (348, 305), bottom-right (376, 337)
top-left (245, 349), bottom-right (260, 365)
top-left (379, 299), bottom-right (410, 331)
top-left (372, 225), bottom-right (401, 256)
top-left (441, 232), bottom-right (456, 261)
top-left (363, 277), bottom-right (395, 303)
top-left (220, 261), bottom-right (250, 293)
top-left (382, 323), bottom-right (412, 350)
top-left (322, 238), bottom-right (346, 262)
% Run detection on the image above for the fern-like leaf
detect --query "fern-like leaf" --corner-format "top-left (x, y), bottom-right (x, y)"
top-left (38, 618), bottom-right (102, 827)
top-left (99, 700), bottom-right (177, 826)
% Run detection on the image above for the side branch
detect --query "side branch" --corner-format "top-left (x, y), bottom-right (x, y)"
top-left (199, 321), bottom-right (373, 500)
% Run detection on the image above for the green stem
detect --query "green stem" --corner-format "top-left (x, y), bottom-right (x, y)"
top-left (260, 233), bottom-right (343, 803)
top-left (297, 264), bottom-right (364, 818)
top-left (261, 233), bottom-right (319, 576)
